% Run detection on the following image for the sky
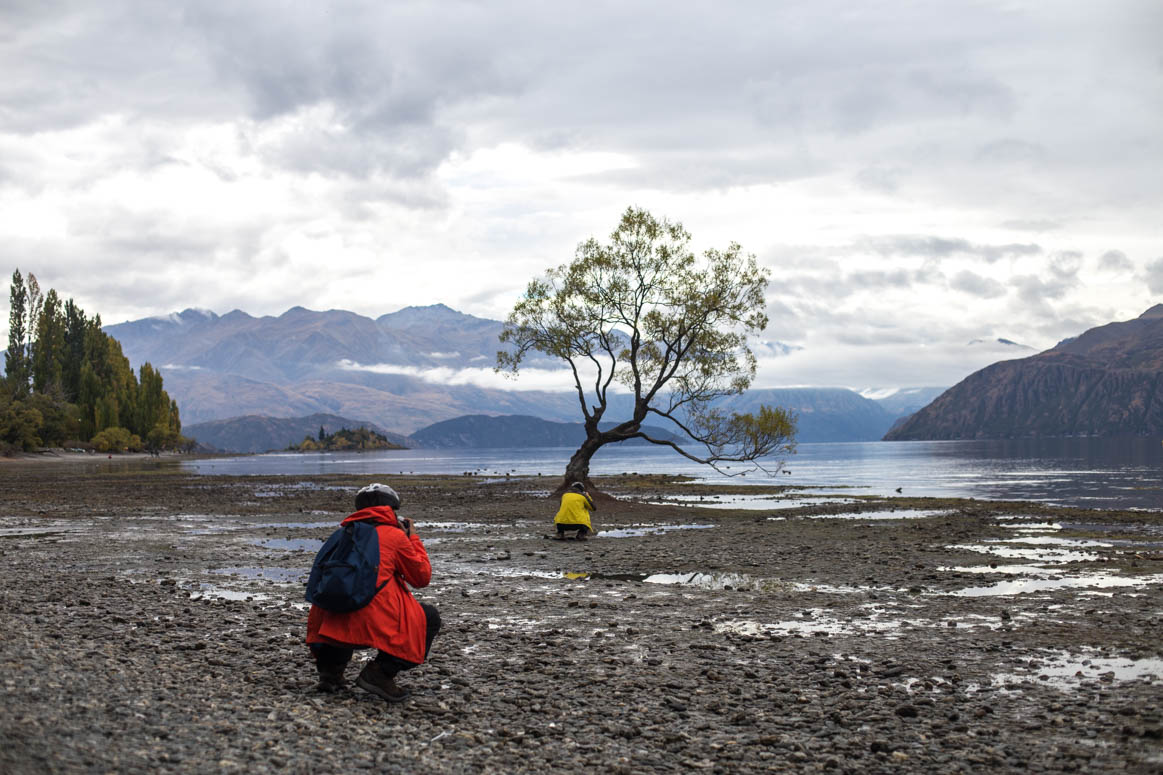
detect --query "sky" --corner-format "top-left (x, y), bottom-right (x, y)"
top-left (2, 0), bottom-right (1161, 393)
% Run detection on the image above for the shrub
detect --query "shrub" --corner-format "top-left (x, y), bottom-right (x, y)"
top-left (91, 427), bottom-right (143, 453)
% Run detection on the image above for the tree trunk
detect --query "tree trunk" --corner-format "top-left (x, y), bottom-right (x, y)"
top-left (552, 436), bottom-right (604, 497)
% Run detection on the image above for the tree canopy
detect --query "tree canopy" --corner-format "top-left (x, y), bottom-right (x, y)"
top-left (2, 269), bottom-right (185, 454)
top-left (497, 207), bottom-right (796, 491)
top-left (293, 426), bottom-right (402, 452)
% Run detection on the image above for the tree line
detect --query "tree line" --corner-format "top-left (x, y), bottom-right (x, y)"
top-left (3, 269), bottom-right (186, 454)
top-left (292, 426), bottom-right (402, 452)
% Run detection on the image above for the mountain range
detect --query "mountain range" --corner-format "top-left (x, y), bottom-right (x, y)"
top-left (182, 413), bottom-right (410, 454)
top-left (410, 415), bottom-right (681, 449)
top-left (106, 304), bottom-right (944, 445)
top-left (887, 305), bottom-right (1163, 439)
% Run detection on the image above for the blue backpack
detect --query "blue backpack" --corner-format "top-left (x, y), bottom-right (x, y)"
top-left (305, 521), bottom-right (388, 612)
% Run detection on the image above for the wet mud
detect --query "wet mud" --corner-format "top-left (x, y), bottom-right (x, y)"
top-left (1, 465), bottom-right (1161, 773)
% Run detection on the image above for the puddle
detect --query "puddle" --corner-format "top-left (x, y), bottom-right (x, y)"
top-left (185, 582), bottom-right (272, 602)
top-left (210, 566), bottom-right (306, 584)
top-left (599, 524), bottom-right (716, 538)
top-left (554, 569), bottom-right (787, 591)
top-left (254, 521), bottom-right (337, 530)
top-left (483, 616), bottom-right (547, 630)
top-left (791, 582), bottom-right (887, 595)
top-left (252, 482), bottom-right (345, 497)
top-left (471, 567), bottom-right (566, 581)
top-left (997, 520), bottom-right (1063, 531)
top-left (465, 566), bottom-right (889, 597)
top-left (993, 649), bottom-right (1163, 690)
top-left (178, 515), bottom-right (246, 535)
top-left (413, 522), bottom-right (491, 532)
top-left (1063, 521), bottom-right (1163, 537)
top-left (469, 566), bottom-right (790, 591)
top-left (646, 494), bottom-right (856, 510)
top-left (947, 543), bottom-right (1099, 564)
top-left (640, 572), bottom-right (786, 592)
top-left (798, 509), bottom-right (955, 521)
top-left (716, 608), bottom-right (1044, 639)
top-left (254, 538), bottom-right (323, 552)
top-left (951, 572), bottom-right (1163, 597)
top-left (715, 614), bottom-right (904, 638)
top-left (940, 564), bottom-right (1057, 576)
top-left (713, 603), bottom-right (944, 638)
top-left (997, 536), bottom-right (1114, 548)
top-left (0, 527), bottom-right (72, 538)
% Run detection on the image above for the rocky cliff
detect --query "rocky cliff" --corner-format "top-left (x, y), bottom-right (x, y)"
top-left (885, 305), bottom-right (1163, 439)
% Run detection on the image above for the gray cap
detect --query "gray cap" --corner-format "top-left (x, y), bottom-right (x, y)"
top-left (355, 482), bottom-right (401, 510)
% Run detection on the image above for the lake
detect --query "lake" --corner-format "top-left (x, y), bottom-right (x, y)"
top-left (181, 437), bottom-right (1163, 511)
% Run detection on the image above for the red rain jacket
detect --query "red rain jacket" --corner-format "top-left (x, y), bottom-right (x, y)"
top-left (306, 506), bottom-right (432, 664)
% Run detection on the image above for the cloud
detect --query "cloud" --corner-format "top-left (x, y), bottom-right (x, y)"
top-left (1144, 259), bottom-right (1163, 294)
top-left (974, 138), bottom-right (1047, 167)
top-left (1001, 219), bottom-right (1062, 232)
top-left (753, 337), bottom-right (1032, 391)
top-left (950, 270), bottom-right (1006, 298)
top-left (1048, 251), bottom-right (1083, 280)
top-left (1012, 274), bottom-right (1074, 304)
top-left (337, 359), bottom-right (577, 392)
top-left (1098, 250), bottom-right (1132, 273)
top-left (857, 236), bottom-right (1042, 263)
top-left (845, 269), bottom-right (913, 290)
top-left (854, 165), bottom-right (906, 193)
top-left (1, 0), bottom-right (1160, 390)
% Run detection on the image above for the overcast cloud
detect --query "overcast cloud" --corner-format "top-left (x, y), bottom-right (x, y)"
top-left (1, 0), bottom-right (1160, 391)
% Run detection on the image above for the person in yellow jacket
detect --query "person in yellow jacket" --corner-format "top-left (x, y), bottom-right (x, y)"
top-left (554, 481), bottom-right (597, 540)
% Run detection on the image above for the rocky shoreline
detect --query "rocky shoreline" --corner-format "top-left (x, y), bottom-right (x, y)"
top-left (1, 464), bottom-right (1161, 773)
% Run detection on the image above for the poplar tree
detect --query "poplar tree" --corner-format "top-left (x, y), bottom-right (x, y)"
top-left (31, 289), bottom-right (65, 394)
top-left (6, 269), bottom-right (28, 395)
top-left (2, 271), bottom-right (185, 452)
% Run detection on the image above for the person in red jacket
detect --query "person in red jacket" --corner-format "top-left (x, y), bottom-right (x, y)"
top-left (306, 483), bottom-right (441, 702)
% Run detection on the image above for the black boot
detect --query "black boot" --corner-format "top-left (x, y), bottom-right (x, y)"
top-left (314, 664), bottom-right (346, 693)
top-left (356, 660), bottom-right (410, 702)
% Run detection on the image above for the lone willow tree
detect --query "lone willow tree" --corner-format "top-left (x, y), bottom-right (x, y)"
top-left (498, 207), bottom-right (796, 494)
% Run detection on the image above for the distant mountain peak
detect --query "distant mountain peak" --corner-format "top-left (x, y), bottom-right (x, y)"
top-left (179, 307), bottom-right (217, 320)
top-left (377, 303), bottom-right (490, 329)
top-left (967, 337), bottom-right (1033, 350)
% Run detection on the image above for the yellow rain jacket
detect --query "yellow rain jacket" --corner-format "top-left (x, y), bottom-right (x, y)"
top-left (554, 491), bottom-right (595, 530)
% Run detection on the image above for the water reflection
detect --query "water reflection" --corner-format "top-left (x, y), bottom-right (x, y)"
top-left (182, 437), bottom-right (1163, 509)
top-left (254, 538), bottom-right (322, 552)
top-left (599, 524), bottom-right (716, 538)
top-left (952, 573), bottom-right (1163, 597)
top-left (993, 649), bottom-right (1163, 690)
top-left (647, 494), bottom-right (856, 510)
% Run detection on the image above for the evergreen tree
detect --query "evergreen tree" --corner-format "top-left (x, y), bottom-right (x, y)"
top-left (32, 289), bottom-right (65, 394)
top-left (6, 269), bottom-right (28, 396)
top-left (3, 271), bottom-right (184, 453)
top-left (62, 299), bottom-right (89, 400)
top-left (24, 274), bottom-right (42, 379)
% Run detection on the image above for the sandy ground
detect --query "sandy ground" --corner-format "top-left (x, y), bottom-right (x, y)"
top-left (1, 463), bottom-right (1161, 773)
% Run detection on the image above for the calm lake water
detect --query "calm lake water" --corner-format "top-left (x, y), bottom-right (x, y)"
top-left (182, 438), bottom-right (1163, 511)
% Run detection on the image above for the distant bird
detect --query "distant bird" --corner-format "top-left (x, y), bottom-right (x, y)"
top-left (895, 487), bottom-right (903, 493)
